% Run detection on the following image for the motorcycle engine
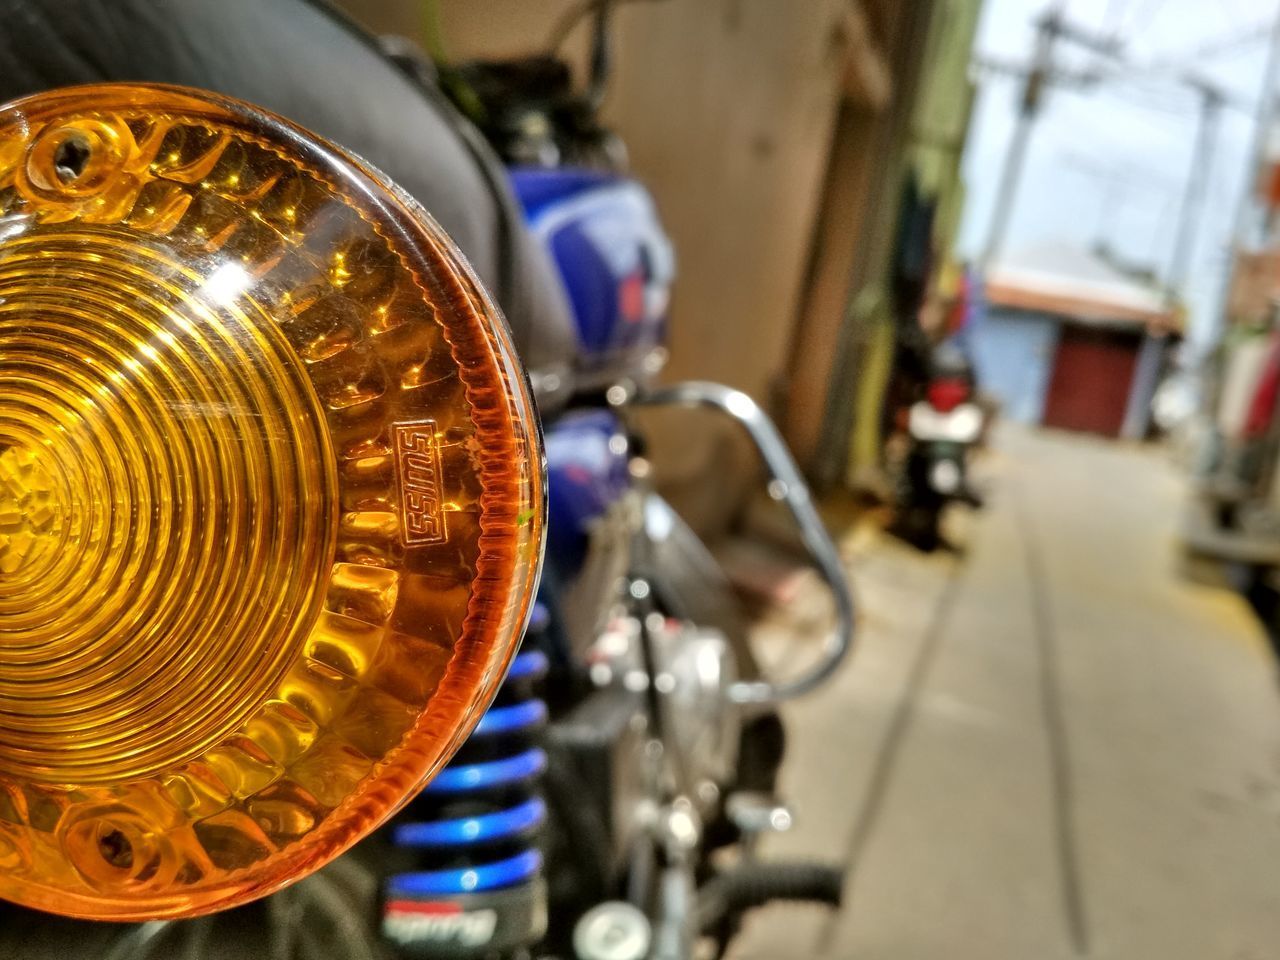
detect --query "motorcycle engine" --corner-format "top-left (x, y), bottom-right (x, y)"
top-left (591, 613), bottom-right (741, 809)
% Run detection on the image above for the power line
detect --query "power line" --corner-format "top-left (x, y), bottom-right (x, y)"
top-left (1107, 72), bottom-right (1241, 119)
top-left (969, 54), bottom-right (1103, 89)
top-left (977, 1), bottom-right (1248, 306)
top-left (1061, 151), bottom-right (1175, 193)
top-left (974, 50), bottom-right (1255, 115)
top-left (1150, 20), bottom-right (1273, 69)
top-left (980, 9), bottom-right (1126, 267)
top-left (1101, 0), bottom-right (1132, 37)
top-left (1121, 0), bottom-right (1169, 36)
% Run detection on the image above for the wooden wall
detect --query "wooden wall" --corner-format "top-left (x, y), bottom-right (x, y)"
top-left (335, 0), bottom-right (867, 530)
top-left (343, 0), bottom-right (851, 409)
top-left (600, 0), bottom-right (851, 406)
top-left (334, 1), bottom-right (931, 528)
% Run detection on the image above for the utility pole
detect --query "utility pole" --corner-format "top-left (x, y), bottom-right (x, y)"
top-left (979, 10), bottom-right (1055, 269)
top-left (979, 6), bottom-right (1123, 269)
top-left (1121, 78), bottom-right (1225, 442)
top-left (1165, 79), bottom-right (1225, 303)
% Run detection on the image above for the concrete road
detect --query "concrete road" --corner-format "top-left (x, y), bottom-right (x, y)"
top-left (731, 426), bottom-right (1280, 959)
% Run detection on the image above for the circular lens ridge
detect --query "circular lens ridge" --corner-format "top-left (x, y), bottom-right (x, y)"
top-left (0, 85), bottom-right (542, 919)
top-left (0, 229), bottom-right (332, 783)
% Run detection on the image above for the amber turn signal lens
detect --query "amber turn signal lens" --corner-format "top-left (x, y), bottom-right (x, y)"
top-left (0, 84), bottom-right (543, 920)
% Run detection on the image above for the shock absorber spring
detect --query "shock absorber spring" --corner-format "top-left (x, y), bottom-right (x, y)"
top-left (381, 606), bottom-right (550, 958)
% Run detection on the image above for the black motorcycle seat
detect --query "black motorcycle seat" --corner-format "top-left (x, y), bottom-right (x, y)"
top-left (0, 0), bottom-right (576, 408)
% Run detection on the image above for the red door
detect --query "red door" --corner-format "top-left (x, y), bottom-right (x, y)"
top-left (1041, 325), bottom-right (1140, 437)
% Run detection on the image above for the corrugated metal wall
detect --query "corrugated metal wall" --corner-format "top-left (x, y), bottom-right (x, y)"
top-left (974, 308), bottom-right (1059, 424)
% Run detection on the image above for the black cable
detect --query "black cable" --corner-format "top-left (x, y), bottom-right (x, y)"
top-left (1013, 485), bottom-right (1090, 956)
top-left (813, 552), bottom-right (967, 953)
top-left (545, 0), bottom-right (670, 53)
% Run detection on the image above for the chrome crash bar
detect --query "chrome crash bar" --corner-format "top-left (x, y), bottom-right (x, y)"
top-left (634, 382), bottom-right (856, 705)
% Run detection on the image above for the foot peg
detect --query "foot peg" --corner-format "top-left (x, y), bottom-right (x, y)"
top-left (695, 861), bottom-right (844, 932)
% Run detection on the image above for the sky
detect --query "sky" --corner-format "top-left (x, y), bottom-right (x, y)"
top-left (958, 0), bottom-right (1280, 346)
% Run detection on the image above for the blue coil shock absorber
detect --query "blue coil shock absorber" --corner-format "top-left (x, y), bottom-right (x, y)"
top-left (381, 605), bottom-right (551, 958)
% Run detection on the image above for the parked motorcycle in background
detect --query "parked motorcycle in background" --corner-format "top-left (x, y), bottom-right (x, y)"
top-left (891, 341), bottom-right (986, 552)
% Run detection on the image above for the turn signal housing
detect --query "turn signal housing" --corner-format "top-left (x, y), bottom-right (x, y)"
top-left (0, 84), bottom-right (543, 919)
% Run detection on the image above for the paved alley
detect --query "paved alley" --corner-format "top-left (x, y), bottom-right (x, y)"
top-left (733, 426), bottom-right (1280, 959)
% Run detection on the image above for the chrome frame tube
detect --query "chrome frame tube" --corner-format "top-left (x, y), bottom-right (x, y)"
top-left (634, 382), bottom-right (856, 705)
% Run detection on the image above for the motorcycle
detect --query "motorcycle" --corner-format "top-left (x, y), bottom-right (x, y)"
top-left (892, 341), bottom-right (985, 552)
top-left (0, 3), bottom-right (853, 958)
top-left (376, 14), bottom-right (854, 959)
